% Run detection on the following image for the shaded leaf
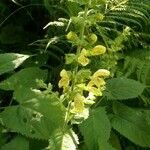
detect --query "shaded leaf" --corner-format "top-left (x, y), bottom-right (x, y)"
top-left (1, 136), bottom-right (29, 150)
top-left (79, 107), bottom-right (111, 150)
top-left (0, 89), bottom-right (65, 140)
top-left (46, 129), bottom-right (78, 150)
top-left (0, 53), bottom-right (30, 75)
top-left (98, 140), bottom-right (116, 150)
top-left (0, 67), bottom-right (47, 90)
top-left (111, 102), bottom-right (150, 147)
top-left (105, 78), bottom-right (145, 100)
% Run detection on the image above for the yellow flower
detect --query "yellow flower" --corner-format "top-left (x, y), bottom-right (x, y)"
top-left (86, 69), bottom-right (110, 96)
top-left (93, 69), bottom-right (110, 78)
top-left (80, 48), bottom-right (88, 56)
top-left (87, 85), bottom-right (102, 96)
top-left (78, 55), bottom-right (89, 66)
top-left (88, 33), bottom-right (97, 44)
top-left (84, 92), bottom-right (96, 104)
top-left (91, 45), bottom-right (106, 56)
top-left (66, 31), bottom-right (78, 40)
top-left (87, 79), bottom-right (103, 96)
top-left (73, 94), bottom-right (85, 113)
top-left (58, 69), bottom-right (70, 91)
top-left (88, 77), bottom-right (106, 88)
top-left (77, 49), bottom-right (89, 66)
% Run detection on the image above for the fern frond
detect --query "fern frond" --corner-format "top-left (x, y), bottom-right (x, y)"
top-left (123, 54), bottom-right (150, 86)
top-left (97, 0), bottom-right (150, 46)
top-left (107, 11), bottom-right (149, 26)
top-left (105, 15), bottom-right (143, 30)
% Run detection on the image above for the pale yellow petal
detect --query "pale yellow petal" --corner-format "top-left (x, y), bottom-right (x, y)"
top-left (93, 69), bottom-right (110, 78)
top-left (92, 45), bottom-right (106, 55)
top-left (78, 55), bottom-right (89, 66)
top-left (73, 94), bottom-right (85, 113)
top-left (58, 69), bottom-right (70, 90)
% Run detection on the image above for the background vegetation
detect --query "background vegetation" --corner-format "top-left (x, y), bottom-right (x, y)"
top-left (0, 0), bottom-right (150, 150)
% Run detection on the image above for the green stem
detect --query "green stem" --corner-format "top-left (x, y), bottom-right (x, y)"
top-left (73, 5), bottom-right (89, 83)
top-left (63, 5), bottom-right (89, 130)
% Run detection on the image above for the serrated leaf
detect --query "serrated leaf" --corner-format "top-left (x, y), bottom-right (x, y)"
top-left (104, 78), bottom-right (145, 100)
top-left (0, 89), bottom-right (65, 140)
top-left (111, 102), bottom-right (150, 147)
top-left (1, 135), bottom-right (29, 150)
top-left (0, 53), bottom-right (30, 75)
top-left (13, 87), bottom-right (39, 103)
top-left (79, 107), bottom-right (111, 150)
top-left (0, 106), bottom-right (50, 139)
top-left (98, 140), bottom-right (116, 150)
top-left (0, 67), bottom-right (47, 90)
top-left (0, 125), bottom-right (8, 148)
top-left (29, 139), bottom-right (48, 150)
top-left (109, 132), bottom-right (122, 150)
top-left (46, 129), bottom-right (78, 150)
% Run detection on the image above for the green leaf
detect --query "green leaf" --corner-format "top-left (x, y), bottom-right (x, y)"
top-left (79, 107), bottom-right (111, 150)
top-left (0, 53), bottom-right (30, 75)
top-left (1, 136), bottom-right (29, 150)
top-left (0, 89), bottom-right (65, 140)
top-left (98, 140), bottom-right (116, 150)
top-left (105, 78), bottom-right (145, 100)
top-left (111, 102), bottom-right (150, 147)
top-left (0, 67), bottom-right (47, 90)
top-left (29, 139), bottom-right (48, 150)
top-left (109, 132), bottom-right (122, 150)
top-left (46, 129), bottom-right (78, 150)
top-left (0, 125), bottom-right (8, 148)
top-left (0, 106), bottom-right (50, 139)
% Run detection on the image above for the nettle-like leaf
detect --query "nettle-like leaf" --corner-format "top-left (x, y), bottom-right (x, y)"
top-left (46, 129), bottom-right (78, 150)
top-left (0, 125), bottom-right (8, 148)
top-left (0, 106), bottom-right (50, 139)
top-left (0, 67), bottom-right (47, 90)
top-left (0, 53), bottom-right (30, 75)
top-left (104, 78), bottom-right (145, 100)
top-left (98, 140), bottom-right (116, 150)
top-left (79, 107), bottom-right (112, 150)
top-left (1, 135), bottom-right (29, 150)
top-left (0, 89), bottom-right (66, 140)
top-left (111, 102), bottom-right (150, 148)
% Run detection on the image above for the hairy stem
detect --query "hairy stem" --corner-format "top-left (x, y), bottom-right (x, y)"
top-left (63, 5), bottom-right (89, 130)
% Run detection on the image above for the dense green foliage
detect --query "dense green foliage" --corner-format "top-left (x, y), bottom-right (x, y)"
top-left (0, 0), bottom-right (150, 150)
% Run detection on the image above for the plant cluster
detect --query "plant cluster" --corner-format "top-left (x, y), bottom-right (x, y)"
top-left (0, 0), bottom-right (150, 150)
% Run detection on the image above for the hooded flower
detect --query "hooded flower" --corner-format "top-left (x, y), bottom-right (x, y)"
top-left (86, 69), bottom-right (110, 96)
top-left (58, 69), bottom-right (70, 91)
top-left (72, 93), bottom-right (85, 113)
top-left (77, 49), bottom-right (90, 66)
top-left (93, 69), bottom-right (110, 78)
top-left (91, 45), bottom-right (106, 56)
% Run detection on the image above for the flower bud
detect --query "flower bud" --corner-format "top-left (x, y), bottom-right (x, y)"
top-left (88, 33), bottom-right (97, 44)
top-left (66, 31), bottom-right (78, 40)
top-left (95, 13), bottom-right (104, 21)
top-left (92, 45), bottom-right (106, 55)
